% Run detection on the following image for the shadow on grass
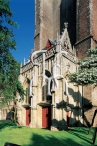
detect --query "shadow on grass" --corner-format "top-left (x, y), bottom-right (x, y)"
top-left (0, 120), bottom-right (22, 130)
top-left (68, 127), bottom-right (89, 134)
top-left (23, 129), bottom-right (91, 146)
top-left (68, 127), bottom-right (92, 145)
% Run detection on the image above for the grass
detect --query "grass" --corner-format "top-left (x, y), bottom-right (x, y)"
top-left (0, 120), bottom-right (97, 146)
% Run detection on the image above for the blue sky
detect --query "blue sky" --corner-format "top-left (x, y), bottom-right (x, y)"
top-left (10, 0), bottom-right (35, 64)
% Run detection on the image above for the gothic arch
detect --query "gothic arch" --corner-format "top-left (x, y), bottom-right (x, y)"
top-left (23, 77), bottom-right (30, 89)
top-left (23, 77), bottom-right (30, 103)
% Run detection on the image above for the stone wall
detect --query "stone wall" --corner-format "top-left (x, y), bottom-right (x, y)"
top-left (18, 40), bottom-right (83, 129)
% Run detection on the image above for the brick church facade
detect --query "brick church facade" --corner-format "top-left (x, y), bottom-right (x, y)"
top-left (1, 0), bottom-right (97, 130)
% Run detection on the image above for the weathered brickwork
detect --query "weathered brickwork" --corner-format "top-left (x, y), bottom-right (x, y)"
top-left (76, 38), bottom-right (91, 60)
top-left (34, 0), bottom-right (53, 51)
top-left (76, 0), bottom-right (97, 59)
top-left (52, 0), bottom-right (61, 40)
top-left (91, 0), bottom-right (97, 40)
top-left (76, 0), bottom-right (90, 41)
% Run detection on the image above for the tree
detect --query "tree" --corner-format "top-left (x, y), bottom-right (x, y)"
top-left (69, 46), bottom-right (97, 144)
top-left (69, 47), bottom-right (97, 85)
top-left (0, 0), bottom-right (25, 122)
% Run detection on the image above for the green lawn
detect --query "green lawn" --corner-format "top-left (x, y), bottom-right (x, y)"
top-left (0, 120), bottom-right (96, 146)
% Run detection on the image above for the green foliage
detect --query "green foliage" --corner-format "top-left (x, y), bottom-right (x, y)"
top-left (0, 0), bottom-right (17, 50)
top-left (0, 0), bottom-right (25, 106)
top-left (0, 53), bottom-right (25, 106)
top-left (69, 47), bottom-right (97, 85)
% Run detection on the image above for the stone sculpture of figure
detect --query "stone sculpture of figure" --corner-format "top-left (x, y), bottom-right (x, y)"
top-left (30, 47), bottom-right (69, 97)
top-left (30, 50), bottom-right (47, 63)
top-left (45, 50), bottom-right (68, 96)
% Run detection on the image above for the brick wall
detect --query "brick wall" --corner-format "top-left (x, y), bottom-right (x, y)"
top-left (35, 0), bottom-right (40, 35)
top-left (76, 0), bottom-right (90, 42)
top-left (76, 0), bottom-right (91, 59)
top-left (76, 38), bottom-right (91, 60)
top-left (52, 0), bottom-right (61, 40)
top-left (34, 0), bottom-right (40, 51)
top-left (40, 0), bottom-right (53, 50)
top-left (76, 0), bottom-right (97, 59)
top-left (34, 0), bottom-right (53, 51)
top-left (34, 34), bottom-right (40, 51)
top-left (91, 0), bottom-right (97, 41)
top-left (91, 0), bottom-right (97, 48)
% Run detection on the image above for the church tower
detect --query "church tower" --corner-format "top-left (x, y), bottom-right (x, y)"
top-left (34, 0), bottom-right (97, 58)
top-left (34, 0), bottom-right (76, 51)
top-left (34, 0), bottom-right (59, 51)
top-left (76, 0), bottom-right (97, 59)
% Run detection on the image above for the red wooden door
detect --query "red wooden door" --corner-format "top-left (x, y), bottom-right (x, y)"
top-left (42, 107), bottom-right (51, 128)
top-left (66, 112), bottom-right (69, 127)
top-left (26, 109), bottom-right (30, 126)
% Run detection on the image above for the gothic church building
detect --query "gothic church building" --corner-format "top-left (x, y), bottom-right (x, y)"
top-left (1, 0), bottom-right (97, 130)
